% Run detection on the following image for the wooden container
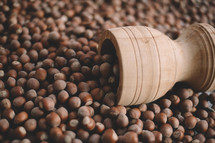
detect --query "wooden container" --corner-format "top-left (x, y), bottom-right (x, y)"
top-left (98, 23), bottom-right (215, 106)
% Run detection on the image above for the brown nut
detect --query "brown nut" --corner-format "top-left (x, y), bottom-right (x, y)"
top-left (68, 119), bottom-right (79, 131)
top-left (82, 116), bottom-right (95, 131)
top-left (196, 120), bottom-right (208, 133)
top-left (77, 106), bottom-right (94, 118)
top-left (91, 88), bottom-right (104, 101)
top-left (27, 78), bottom-right (40, 90)
top-left (155, 112), bottom-right (167, 124)
top-left (127, 124), bottom-right (142, 135)
top-left (95, 122), bottom-right (105, 133)
top-left (142, 111), bottom-right (155, 120)
top-left (116, 113), bottom-right (129, 128)
top-left (24, 119), bottom-right (37, 132)
top-left (180, 99), bottom-right (193, 112)
top-left (141, 130), bottom-right (155, 143)
top-left (159, 99), bottom-right (171, 108)
top-left (121, 132), bottom-right (138, 143)
top-left (39, 97), bottom-right (55, 111)
top-left (168, 117), bottom-right (179, 128)
top-left (68, 96), bottom-right (81, 109)
top-left (31, 107), bottom-right (44, 118)
top-left (152, 131), bottom-right (162, 143)
top-left (0, 98), bottom-right (11, 109)
top-left (46, 112), bottom-right (61, 127)
top-left (128, 108), bottom-right (141, 119)
top-left (184, 115), bottom-right (198, 129)
top-left (10, 86), bottom-right (24, 97)
top-left (159, 123), bottom-right (173, 137)
top-left (173, 130), bottom-right (184, 141)
top-left (101, 128), bottom-right (118, 143)
top-left (53, 80), bottom-right (66, 91)
top-left (79, 92), bottom-right (93, 105)
top-left (56, 107), bottom-right (69, 122)
top-left (89, 134), bottom-right (100, 143)
top-left (13, 96), bottom-right (26, 108)
top-left (15, 126), bottom-right (26, 139)
top-left (14, 111), bottom-right (28, 124)
top-left (0, 119), bottom-right (9, 133)
top-left (2, 108), bottom-right (15, 120)
top-left (66, 82), bottom-right (78, 95)
top-left (35, 68), bottom-right (47, 81)
top-left (143, 120), bottom-right (155, 131)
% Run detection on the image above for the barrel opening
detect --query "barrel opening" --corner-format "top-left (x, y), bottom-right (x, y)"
top-left (100, 39), bottom-right (122, 103)
top-left (100, 39), bottom-right (116, 56)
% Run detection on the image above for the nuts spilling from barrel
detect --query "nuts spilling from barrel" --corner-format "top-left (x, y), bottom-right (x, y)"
top-left (0, 0), bottom-right (215, 143)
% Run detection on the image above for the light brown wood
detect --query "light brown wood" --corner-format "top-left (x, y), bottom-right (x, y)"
top-left (98, 23), bottom-right (215, 106)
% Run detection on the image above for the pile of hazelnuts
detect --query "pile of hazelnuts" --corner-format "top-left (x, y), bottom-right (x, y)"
top-left (0, 0), bottom-right (215, 143)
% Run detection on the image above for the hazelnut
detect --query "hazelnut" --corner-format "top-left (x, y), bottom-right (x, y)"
top-left (103, 118), bottom-right (113, 129)
top-left (143, 120), bottom-right (155, 131)
top-left (35, 68), bottom-right (47, 81)
top-left (0, 89), bottom-right (9, 98)
top-left (141, 130), bottom-right (155, 143)
top-left (196, 120), bottom-right (208, 133)
top-left (77, 106), bottom-right (94, 118)
top-left (31, 107), bottom-right (44, 118)
top-left (10, 86), bottom-right (24, 97)
top-left (2, 108), bottom-right (15, 120)
top-left (89, 134), bottom-right (100, 143)
top-left (127, 124), bottom-right (142, 134)
top-left (95, 122), bottom-right (105, 133)
top-left (173, 130), bottom-right (184, 141)
top-left (162, 108), bottom-right (173, 117)
top-left (56, 107), bottom-right (69, 122)
top-left (91, 88), bottom-right (104, 101)
top-left (53, 80), bottom-right (66, 91)
top-left (180, 99), bottom-right (193, 112)
top-left (27, 78), bottom-right (40, 90)
top-left (24, 119), bottom-right (37, 132)
top-left (121, 132), bottom-right (138, 143)
top-left (128, 108), bottom-right (141, 119)
top-left (169, 94), bottom-right (180, 105)
top-left (78, 82), bottom-right (90, 92)
top-left (159, 123), bottom-right (173, 137)
top-left (82, 116), bottom-right (95, 131)
top-left (116, 113), bottom-right (129, 128)
top-left (0, 119), bottom-right (9, 132)
top-left (39, 97), bottom-right (55, 111)
top-left (149, 103), bottom-right (161, 114)
top-left (79, 92), bottom-right (93, 105)
top-left (142, 110), bottom-right (155, 120)
top-left (68, 119), bottom-right (79, 131)
top-left (0, 98), bottom-right (11, 109)
top-left (36, 131), bottom-right (49, 141)
top-left (46, 112), bottom-right (61, 127)
top-left (13, 96), bottom-right (26, 108)
top-left (178, 88), bottom-right (191, 99)
top-left (168, 117), bottom-right (179, 128)
top-left (14, 111), bottom-right (28, 124)
top-left (101, 129), bottom-right (118, 143)
top-left (66, 82), bottom-right (78, 95)
top-left (103, 92), bottom-right (115, 107)
top-left (77, 129), bottom-right (89, 142)
top-left (184, 115), bottom-right (198, 129)
top-left (68, 97), bottom-right (81, 109)
top-left (159, 99), bottom-right (171, 108)
top-left (100, 62), bottom-right (112, 77)
top-left (25, 89), bottom-right (37, 100)
top-left (15, 126), bottom-right (26, 139)
top-left (155, 112), bottom-right (167, 124)
top-left (49, 127), bottom-right (63, 141)
top-left (152, 131), bottom-right (162, 143)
